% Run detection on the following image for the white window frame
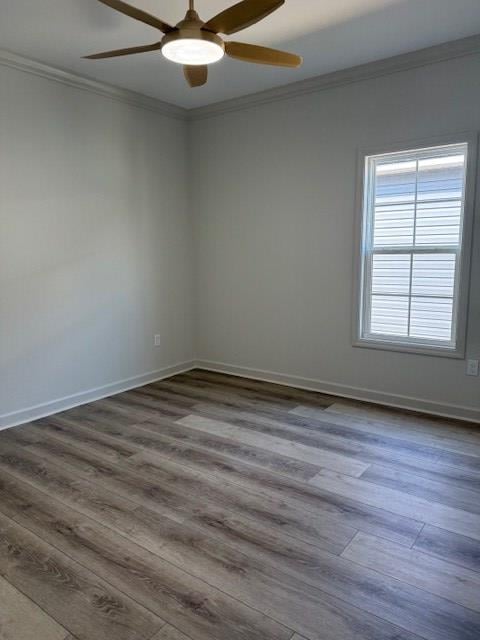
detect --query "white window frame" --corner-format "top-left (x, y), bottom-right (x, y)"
top-left (353, 133), bottom-right (477, 358)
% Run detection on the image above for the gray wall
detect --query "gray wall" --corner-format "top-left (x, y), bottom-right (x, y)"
top-left (191, 53), bottom-right (480, 419)
top-left (0, 64), bottom-right (194, 424)
top-left (2, 50), bottom-right (479, 425)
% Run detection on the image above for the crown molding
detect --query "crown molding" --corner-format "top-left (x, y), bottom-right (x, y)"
top-left (2, 34), bottom-right (480, 123)
top-left (188, 33), bottom-right (480, 121)
top-left (0, 48), bottom-right (187, 120)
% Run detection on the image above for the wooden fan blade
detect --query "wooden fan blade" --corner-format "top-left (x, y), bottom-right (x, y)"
top-left (204, 0), bottom-right (284, 35)
top-left (84, 42), bottom-right (162, 59)
top-left (184, 65), bottom-right (208, 88)
top-left (225, 41), bottom-right (302, 67)
top-left (96, 0), bottom-right (173, 33)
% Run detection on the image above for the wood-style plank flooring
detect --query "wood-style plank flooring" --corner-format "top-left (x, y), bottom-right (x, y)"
top-left (0, 368), bottom-right (479, 640)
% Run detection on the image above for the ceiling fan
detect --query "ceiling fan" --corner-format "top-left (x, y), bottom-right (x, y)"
top-left (85, 0), bottom-right (303, 87)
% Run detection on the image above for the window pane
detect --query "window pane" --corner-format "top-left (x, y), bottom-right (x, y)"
top-left (370, 296), bottom-right (409, 336)
top-left (411, 253), bottom-right (456, 297)
top-left (415, 200), bottom-right (462, 247)
top-left (371, 254), bottom-right (411, 295)
top-left (410, 297), bottom-right (453, 341)
top-left (416, 154), bottom-right (465, 247)
top-left (373, 160), bottom-right (416, 247)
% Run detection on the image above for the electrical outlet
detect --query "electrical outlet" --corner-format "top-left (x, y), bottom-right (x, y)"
top-left (154, 335), bottom-right (161, 347)
top-left (466, 359), bottom-right (479, 377)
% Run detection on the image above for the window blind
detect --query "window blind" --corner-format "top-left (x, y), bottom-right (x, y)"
top-left (361, 143), bottom-right (468, 349)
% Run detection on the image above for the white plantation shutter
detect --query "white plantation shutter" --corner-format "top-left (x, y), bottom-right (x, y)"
top-left (359, 142), bottom-right (470, 351)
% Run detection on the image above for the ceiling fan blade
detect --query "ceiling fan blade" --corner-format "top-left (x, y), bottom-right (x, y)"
top-left (96, 0), bottom-right (173, 33)
top-left (184, 65), bottom-right (208, 88)
top-left (204, 0), bottom-right (284, 35)
top-left (225, 41), bottom-right (302, 67)
top-left (84, 42), bottom-right (162, 59)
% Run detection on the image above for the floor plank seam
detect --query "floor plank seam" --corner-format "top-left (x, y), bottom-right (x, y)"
top-left (338, 533), bottom-right (480, 615)
top-left (0, 507), bottom-right (168, 637)
top-left (0, 570), bottom-right (73, 640)
top-left (410, 523), bottom-right (426, 550)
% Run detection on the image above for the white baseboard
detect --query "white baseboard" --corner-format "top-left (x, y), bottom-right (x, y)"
top-left (0, 360), bottom-right (196, 431)
top-left (195, 359), bottom-right (480, 424)
top-left (3, 357), bottom-right (478, 430)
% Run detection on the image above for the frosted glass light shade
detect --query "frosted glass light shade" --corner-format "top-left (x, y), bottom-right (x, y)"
top-left (162, 39), bottom-right (224, 65)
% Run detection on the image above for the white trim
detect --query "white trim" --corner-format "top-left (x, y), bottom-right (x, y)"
top-left (0, 361), bottom-right (196, 431)
top-left (0, 48), bottom-right (186, 120)
top-left (352, 132), bottom-right (478, 359)
top-left (2, 358), bottom-right (478, 430)
top-left (195, 360), bottom-right (480, 424)
top-left (189, 34), bottom-right (480, 121)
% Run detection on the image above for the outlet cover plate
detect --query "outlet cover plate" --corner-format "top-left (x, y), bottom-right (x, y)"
top-left (467, 359), bottom-right (479, 376)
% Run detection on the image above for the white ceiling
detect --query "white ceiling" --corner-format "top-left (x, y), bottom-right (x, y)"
top-left (1, 0), bottom-right (480, 109)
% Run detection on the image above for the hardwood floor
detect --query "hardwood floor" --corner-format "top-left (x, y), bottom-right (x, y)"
top-left (0, 369), bottom-right (479, 640)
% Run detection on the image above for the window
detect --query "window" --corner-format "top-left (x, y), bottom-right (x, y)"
top-left (354, 137), bottom-right (476, 357)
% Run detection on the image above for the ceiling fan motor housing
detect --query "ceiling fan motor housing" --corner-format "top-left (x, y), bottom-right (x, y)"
top-left (161, 9), bottom-right (225, 64)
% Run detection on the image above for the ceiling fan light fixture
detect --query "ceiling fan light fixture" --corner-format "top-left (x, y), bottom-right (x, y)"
top-left (161, 30), bottom-right (224, 66)
top-left (86, 1), bottom-right (302, 87)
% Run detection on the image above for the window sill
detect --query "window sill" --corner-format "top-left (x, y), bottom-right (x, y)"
top-left (353, 336), bottom-right (465, 359)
